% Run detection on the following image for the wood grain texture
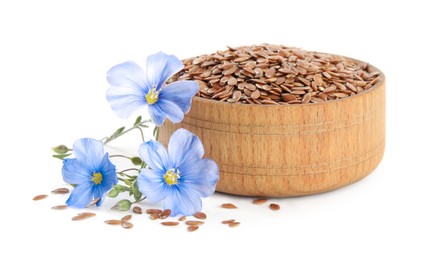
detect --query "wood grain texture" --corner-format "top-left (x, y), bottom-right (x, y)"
top-left (160, 62), bottom-right (385, 197)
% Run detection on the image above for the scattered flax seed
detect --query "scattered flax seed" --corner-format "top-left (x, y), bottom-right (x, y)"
top-left (51, 205), bottom-right (68, 210)
top-left (228, 222), bottom-right (241, 228)
top-left (121, 221), bottom-right (133, 229)
top-left (51, 188), bottom-right (69, 194)
top-left (133, 206), bottom-right (142, 214)
top-left (193, 212), bottom-right (207, 220)
top-left (178, 216), bottom-right (186, 221)
top-left (104, 220), bottom-right (122, 225)
top-left (187, 225), bottom-right (199, 232)
top-left (71, 212), bottom-right (95, 221)
top-left (149, 214), bottom-right (159, 220)
top-left (161, 221), bottom-right (179, 226)
top-left (33, 194), bottom-right (48, 201)
top-left (185, 220), bottom-right (205, 226)
top-left (252, 198), bottom-right (268, 205)
top-left (121, 215), bottom-right (132, 222)
top-left (221, 203), bottom-right (237, 209)
top-left (222, 219), bottom-right (236, 224)
top-left (146, 209), bottom-right (162, 215)
top-left (87, 197), bottom-right (100, 207)
top-left (159, 209), bottom-right (171, 219)
top-left (269, 203), bottom-right (281, 211)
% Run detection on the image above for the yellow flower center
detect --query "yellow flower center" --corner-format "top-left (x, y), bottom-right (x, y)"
top-left (145, 87), bottom-right (159, 105)
top-left (164, 169), bottom-right (180, 186)
top-left (92, 172), bottom-right (103, 185)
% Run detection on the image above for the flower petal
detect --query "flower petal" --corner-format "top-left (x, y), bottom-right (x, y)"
top-left (66, 181), bottom-right (94, 208)
top-left (99, 153), bottom-right (118, 188)
top-left (107, 61), bottom-right (149, 92)
top-left (62, 158), bottom-right (91, 184)
top-left (148, 99), bottom-right (184, 126)
top-left (163, 186), bottom-right (202, 216)
top-left (72, 138), bottom-right (104, 172)
top-left (168, 128), bottom-right (204, 169)
top-left (137, 168), bottom-right (169, 203)
top-left (106, 85), bottom-right (147, 119)
top-left (145, 52), bottom-right (183, 90)
top-left (179, 158), bottom-right (219, 197)
top-left (92, 185), bottom-right (107, 207)
top-left (138, 140), bottom-right (171, 172)
top-left (159, 81), bottom-right (199, 113)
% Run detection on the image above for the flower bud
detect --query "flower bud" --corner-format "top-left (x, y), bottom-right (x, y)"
top-left (52, 145), bottom-right (70, 154)
top-left (130, 156), bottom-right (142, 166)
top-left (111, 199), bottom-right (132, 211)
top-left (107, 188), bottom-right (120, 198)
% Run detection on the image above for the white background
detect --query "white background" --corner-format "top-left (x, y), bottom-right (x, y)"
top-left (1, 0), bottom-right (432, 259)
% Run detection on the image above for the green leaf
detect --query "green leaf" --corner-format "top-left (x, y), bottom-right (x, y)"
top-left (111, 199), bottom-right (132, 211)
top-left (123, 179), bottom-right (132, 186)
top-left (133, 116), bottom-right (142, 127)
top-left (114, 184), bottom-right (130, 192)
top-left (113, 126), bottom-right (125, 137)
top-left (107, 189), bottom-right (120, 198)
top-left (130, 157), bottom-right (142, 166)
top-left (52, 153), bottom-right (72, 160)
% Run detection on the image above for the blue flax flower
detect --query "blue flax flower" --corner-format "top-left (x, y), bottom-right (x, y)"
top-left (106, 52), bottom-right (199, 126)
top-left (62, 138), bottom-right (117, 208)
top-left (137, 128), bottom-right (219, 216)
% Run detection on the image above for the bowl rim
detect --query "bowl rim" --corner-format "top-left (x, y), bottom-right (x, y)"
top-left (191, 55), bottom-right (385, 108)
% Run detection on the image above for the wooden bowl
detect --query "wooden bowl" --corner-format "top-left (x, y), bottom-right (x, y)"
top-left (159, 61), bottom-right (385, 197)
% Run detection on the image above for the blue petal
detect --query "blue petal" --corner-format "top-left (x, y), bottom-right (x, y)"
top-left (99, 153), bottom-right (118, 188)
top-left (179, 158), bottom-right (219, 198)
top-left (159, 81), bottom-right (199, 113)
top-left (163, 186), bottom-right (202, 216)
top-left (106, 85), bottom-right (147, 119)
top-left (145, 52), bottom-right (183, 90)
top-left (137, 168), bottom-right (169, 203)
top-left (66, 181), bottom-right (94, 208)
top-left (168, 128), bottom-right (204, 169)
top-left (107, 61), bottom-right (149, 92)
top-left (72, 138), bottom-right (104, 172)
top-left (62, 158), bottom-right (91, 184)
top-left (92, 185), bottom-right (107, 207)
top-left (148, 99), bottom-right (184, 126)
top-left (138, 140), bottom-right (171, 172)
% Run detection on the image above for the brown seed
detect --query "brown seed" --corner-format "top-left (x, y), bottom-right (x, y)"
top-left (133, 206), bottom-right (142, 214)
top-left (145, 209), bottom-right (162, 215)
top-left (193, 212), bottom-right (207, 220)
top-left (302, 93), bottom-right (311, 103)
top-left (149, 213), bottom-right (159, 220)
top-left (282, 94), bottom-right (297, 102)
top-left (269, 203), bottom-right (280, 211)
top-left (121, 215), bottom-right (132, 222)
top-left (79, 212), bottom-right (96, 217)
top-left (187, 225), bottom-right (199, 232)
top-left (121, 221), bottom-right (134, 229)
top-left (87, 197), bottom-right (100, 207)
top-left (33, 194), bottom-right (48, 201)
top-left (251, 89), bottom-right (261, 99)
top-left (161, 221), bottom-right (179, 226)
top-left (105, 219), bottom-right (122, 225)
top-left (228, 222), bottom-right (241, 228)
top-left (178, 216), bottom-right (187, 221)
top-left (51, 205), bottom-right (68, 210)
top-left (221, 203), bottom-right (237, 209)
top-left (185, 220), bottom-right (205, 226)
top-left (252, 198), bottom-right (268, 205)
top-left (159, 209), bottom-right (171, 219)
top-left (71, 212), bottom-right (95, 221)
top-left (222, 219), bottom-right (236, 224)
top-left (51, 188), bottom-right (69, 194)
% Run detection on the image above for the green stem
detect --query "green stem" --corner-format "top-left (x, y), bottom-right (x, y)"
top-left (153, 126), bottom-right (160, 141)
top-left (103, 119), bottom-right (151, 145)
top-left (109, 154), bottom-right (130, 159)
top-left (132, 197), bottom-right (146, 204)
